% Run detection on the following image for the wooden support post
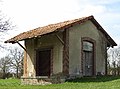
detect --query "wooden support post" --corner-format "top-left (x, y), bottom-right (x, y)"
top-left (63, 29), bottom-right (69, 75)
top-left (23, 50), bottom-right (27, 77)
top-left (17, 42), bottom-right (27, 77)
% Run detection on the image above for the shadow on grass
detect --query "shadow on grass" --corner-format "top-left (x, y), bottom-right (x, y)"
top-left (66, 76), bottom-right (120, 83)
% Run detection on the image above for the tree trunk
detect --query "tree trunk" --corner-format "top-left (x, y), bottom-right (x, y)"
top-left (16, 67), bottom-right (19, 78)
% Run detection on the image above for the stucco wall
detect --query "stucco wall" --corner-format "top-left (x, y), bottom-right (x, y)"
top-left (69, 20), bottom-right (107, 76)
top-left (25, 39), bottom-right (36, 77)
top-left (25, 20), bottom-right (107, 77)
top-left (25, 33), bottom-right (63, 77)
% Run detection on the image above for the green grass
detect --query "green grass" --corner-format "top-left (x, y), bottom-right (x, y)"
top-left (0, 76), bottom-right (120, 89)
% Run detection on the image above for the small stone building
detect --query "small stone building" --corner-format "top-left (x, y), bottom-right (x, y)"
top-left (5, 16), bottom-right (117, 84)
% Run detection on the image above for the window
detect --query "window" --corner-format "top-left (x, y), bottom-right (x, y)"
top-left (83, 41), bottom-right (93, 52)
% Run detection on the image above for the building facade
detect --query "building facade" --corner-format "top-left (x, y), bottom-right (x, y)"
top-left (5, 16), bottom-right (117, 84)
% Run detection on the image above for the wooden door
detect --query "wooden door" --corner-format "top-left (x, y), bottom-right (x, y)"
top-left (83, 51), bottom-right (93, 76)
top-left (36, 49), bottom-right (51, 76)
top-left (82, 41), bottom-right (94, 76)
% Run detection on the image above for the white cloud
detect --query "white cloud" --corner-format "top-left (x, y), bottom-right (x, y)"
top-left (96, 0), bottom-right (120, 4)
top-left (78, 5), bottom-right (106, 16)
top-left (1, 0), bottom-right (120, 46)
top-left (113, 24), bottom-right (120, 30)
top-left (0, 0), bottom-right (120, 58)
top-left (77, 0), bottom-right (120, 5)
top-left (1, 0), bottom-right (81, 30)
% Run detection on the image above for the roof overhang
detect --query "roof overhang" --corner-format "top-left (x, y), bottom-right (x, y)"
top-left (4, 15), bottom-right (117, 47)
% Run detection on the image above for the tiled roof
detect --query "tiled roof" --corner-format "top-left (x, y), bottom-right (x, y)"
top-left (5, 15), bottom-right (117, 46)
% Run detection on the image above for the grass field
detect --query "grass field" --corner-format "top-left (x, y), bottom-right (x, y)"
top-left (0, 76), bottom-right (120, 89)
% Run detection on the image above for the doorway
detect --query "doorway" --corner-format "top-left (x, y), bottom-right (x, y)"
top-left (36, 49), bottom-right (51, 76)
top-left (82, 41), bottom-right (94, 76)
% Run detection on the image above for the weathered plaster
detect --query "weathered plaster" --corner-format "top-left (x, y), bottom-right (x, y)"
top-left (69, 20), bottom-right (107, 76)
top-left (25, 33), bottom-right (64, 77)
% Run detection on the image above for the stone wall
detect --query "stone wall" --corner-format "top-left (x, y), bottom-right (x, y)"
top-left (21, 76), bottom-right (66, 85)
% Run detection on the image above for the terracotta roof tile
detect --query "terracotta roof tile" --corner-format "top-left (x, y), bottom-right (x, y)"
top-left (4, 15), bottom-right (117, 46)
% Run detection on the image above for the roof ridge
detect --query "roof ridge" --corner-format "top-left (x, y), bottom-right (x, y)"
top-left (30, 15), bottom-right (93, 31)
top-left (5, 15), bottom-right (117, 47)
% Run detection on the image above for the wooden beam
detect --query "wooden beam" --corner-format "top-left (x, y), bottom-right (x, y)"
top-left (17, 42), bottom-right (28, 77)
top-left (23, 50), bottom-right (27, 77)
top-left (17, 42), bottom-right (26, 51)
top-left (63, 29), bottom-right (69, 75)
top-left (56, 34), bottom-right (64, 45)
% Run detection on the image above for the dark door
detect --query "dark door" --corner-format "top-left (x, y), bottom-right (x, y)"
top-left (36, 49), bottom-right (51, 76)
top-left (82, 41), bottom-right (94, 76)
top-left (83, 51), bottom-right (93, 76)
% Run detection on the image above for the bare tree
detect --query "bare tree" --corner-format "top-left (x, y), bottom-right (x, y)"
top-left (107, 46), bottom-right (120, 75)
top-left (0, 16), bottom-right (12, 32)
top-left (9, 48), bottom-right (24, 78)
top-left (107, 54), bottom-right (111, 75)
top-left (0, 11), bottom-right (13, 34)
top-left (0, 1), bottom-right (12, 32)
top-left (0, 10), bottom-right (14, 49)
top-left (0, 56), bottom-right (11, 79)
top-left (117, 60), bottom-right (120, 75)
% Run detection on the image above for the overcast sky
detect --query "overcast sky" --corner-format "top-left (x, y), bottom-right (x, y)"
top-left (0, 0), bottom-right (120, 56)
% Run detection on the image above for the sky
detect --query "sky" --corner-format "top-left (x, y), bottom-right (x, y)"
top-left (0, 0), bottom-right (120, 56)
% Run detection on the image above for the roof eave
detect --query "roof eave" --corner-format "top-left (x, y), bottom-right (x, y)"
top-left (90, 17), bottom-right (117, 47)
top-left (4, 15), bottom-right (117, 47)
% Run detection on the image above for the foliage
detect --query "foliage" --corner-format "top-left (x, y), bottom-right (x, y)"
top-left (0, 76), bottom-right (120, 89)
